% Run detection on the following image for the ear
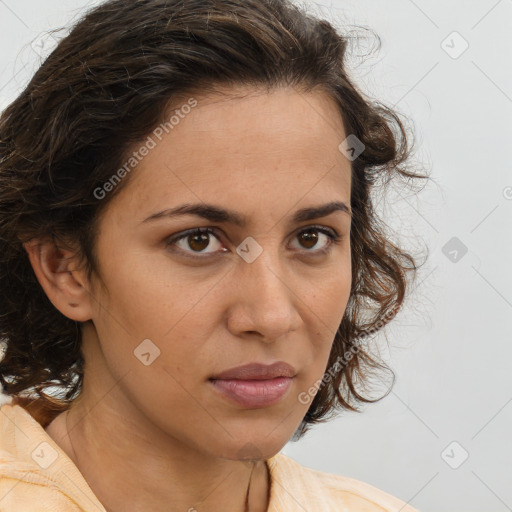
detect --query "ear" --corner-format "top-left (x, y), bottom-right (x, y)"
top-left (23, 237), bottom-right (94, 322)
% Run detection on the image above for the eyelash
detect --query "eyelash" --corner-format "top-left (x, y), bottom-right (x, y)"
top-left (165, 225), bottom-right (343, 261)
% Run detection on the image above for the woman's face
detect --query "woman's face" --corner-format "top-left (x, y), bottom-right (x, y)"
top-left (84, 85), bottom-right (352, 460)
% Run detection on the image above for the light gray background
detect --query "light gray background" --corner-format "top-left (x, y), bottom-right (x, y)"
top-left (0, 1), bottom-right (511, 511)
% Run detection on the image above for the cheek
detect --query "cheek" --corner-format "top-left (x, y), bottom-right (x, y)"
top-left (88, 259), bottom-right (211, 412)
top-left (305, 261), bottom-right (352, 364)
top-left (93, 247), bottom-right (206, 336)
top-left (91, 255), bottom-right (223, 384)
top-left (308, 260), bottom-right (352, 329)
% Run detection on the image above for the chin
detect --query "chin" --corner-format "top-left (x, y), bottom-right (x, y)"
top-left (212, 436), bottom-right (286, 463)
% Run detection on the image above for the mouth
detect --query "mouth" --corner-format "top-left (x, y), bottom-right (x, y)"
top-left (208, 376), bottom-right (294, 408)
top-left (210, 361), bottom-right (297, 381)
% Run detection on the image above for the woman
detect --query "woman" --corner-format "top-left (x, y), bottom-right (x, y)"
top-left (0, 0), bottom-right (426, 510)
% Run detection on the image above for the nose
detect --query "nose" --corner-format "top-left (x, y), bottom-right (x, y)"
top-left (225, 244), bottom-right (302, 342)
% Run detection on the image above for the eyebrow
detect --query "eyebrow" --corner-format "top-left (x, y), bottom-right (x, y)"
top-left (142, 201), bottom-right (351, 227)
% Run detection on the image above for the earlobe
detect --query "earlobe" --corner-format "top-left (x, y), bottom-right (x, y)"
top-left (22, 238), bottom-right (93, 322)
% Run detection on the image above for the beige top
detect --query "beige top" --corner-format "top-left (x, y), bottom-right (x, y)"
top-left (0, 401), bottom-right (419, 511)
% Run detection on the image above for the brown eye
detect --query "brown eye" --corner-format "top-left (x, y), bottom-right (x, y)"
top-left (187, 232), bottom-right (211, 252)
top-left (167, 228), bottom-right (225, 257)
top-left (290, 226), bottom-right (340, 255)
top-left (297, 229), bottom-right (320, 249)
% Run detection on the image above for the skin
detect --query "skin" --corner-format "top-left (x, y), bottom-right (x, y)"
top-left (25, 85), bottom-right (353, 512)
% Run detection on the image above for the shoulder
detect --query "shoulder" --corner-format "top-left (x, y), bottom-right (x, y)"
top-left (0, 402), bottom-right (106, 512)
top-left (267, 452), bottom-right (420, 512)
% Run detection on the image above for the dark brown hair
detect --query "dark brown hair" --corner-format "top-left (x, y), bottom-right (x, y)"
top-left (0, 0), bottom-right (426, 436)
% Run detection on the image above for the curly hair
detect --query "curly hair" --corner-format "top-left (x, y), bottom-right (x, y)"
top-left (0, 0), bottom-right (426, 437)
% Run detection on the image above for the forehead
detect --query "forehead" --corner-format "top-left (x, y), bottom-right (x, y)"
top-left (106, 86), bottom-right (352, 223)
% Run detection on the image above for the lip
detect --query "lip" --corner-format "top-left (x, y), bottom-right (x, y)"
top-left (209, 362), bottom-right (297, 408)
top-left (210, 361), bottom-right (297, 380)
top-left (209, 376), bottom-right (294, 408)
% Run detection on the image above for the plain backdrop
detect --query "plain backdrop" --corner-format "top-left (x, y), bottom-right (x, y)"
top-left (0, 1), bottom-right (511, 511)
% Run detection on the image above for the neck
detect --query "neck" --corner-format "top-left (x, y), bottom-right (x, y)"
top-left (47, 396), bottom-right (270, 512)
